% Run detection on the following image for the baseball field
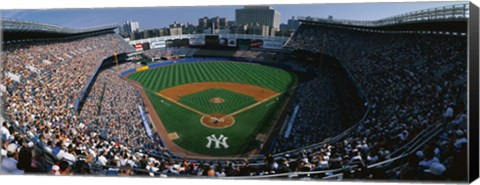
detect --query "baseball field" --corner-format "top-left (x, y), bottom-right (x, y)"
top-left (127, 61), bottom-right (297, 157)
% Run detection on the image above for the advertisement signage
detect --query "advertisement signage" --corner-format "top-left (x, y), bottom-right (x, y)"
top-left (250, 39), bottom-right (263, 48)
top-left (262, 40), bottom-right (284, 49)
top-left (189, 36), bottom-right (205, 46)
top-left (134, 43), bottom-right (143, 51)
top-left (151, 40), bottom-right (166, 49)
top-left (219, 38), bottom-right (228, 46)
top-left (227, 39), bottom-right (237, 47)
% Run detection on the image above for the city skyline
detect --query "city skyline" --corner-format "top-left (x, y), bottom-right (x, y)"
top-left (1, 1), bottom-right (465, 30)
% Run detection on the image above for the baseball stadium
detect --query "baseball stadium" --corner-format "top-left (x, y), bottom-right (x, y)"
top-left (0, 2), bottom-right (478, 182)
top-left (124, 60), bottom-right (298, 157)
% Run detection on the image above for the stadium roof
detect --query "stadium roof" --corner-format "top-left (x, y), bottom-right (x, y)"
top-left (1, 18), bottom-right (118, 42)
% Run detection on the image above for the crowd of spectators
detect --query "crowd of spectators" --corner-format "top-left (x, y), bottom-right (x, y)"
top-left (274, 66), bottom-right (344, 152)
top-left (281, 23), bottom-right (467, 180)
top-left (232, 50), bottom-right (278, 62)
top-left (394, 114), bottom-right (467, 181)
top-left (79, 62), bottom-right (154, 148)
top-left (1, 33), bottom-right (156, 175)
top-left (0, 21), bottom-right (468, 181)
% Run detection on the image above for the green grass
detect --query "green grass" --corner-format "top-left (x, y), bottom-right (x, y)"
top-left (128, 61), bottom-right (293, 92)
top-left (146, 90), bottom-right (284, 155)
top-left (129, 61), bottom-right (296, 156)
top-left (178, 88), bottom-right (256, 114)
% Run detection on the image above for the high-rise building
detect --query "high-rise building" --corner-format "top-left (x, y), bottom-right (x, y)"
top-left (198, 17), bottom-right (209, 30)
top-left (125, 21), bottom-right (140, 33)
top-left (210, 17), bottom-right (227, 29)
top-left (227, 21), bottom-right (236, 27)
top-left (229, 25), bottom-right (248, 34)
top-left (169, 21), bottom-right (183, 36)
top-left (246, 24), bottom-right (273, 36)
top-left (182, 23), bottom-right (197, 34)
top-left (119, 21), bottom-right (140, 37)
top-left (198, 16), bottom-right (228, 30)
top-left (235, 6), bottom-right (281, 31)
top-left (198, 16), bottom-right (228, 34)
top-left (287, 16), bottom-right (300, 31)
top-left (280, 23), bottom-right (289, 32)
top-left (130, 21), bottom-right (140, 32)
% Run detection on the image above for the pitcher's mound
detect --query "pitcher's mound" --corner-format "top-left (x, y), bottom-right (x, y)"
top-left (209, 97), bottom-right (225, 104)
top-left (201, 113), bottom-right (235, 128)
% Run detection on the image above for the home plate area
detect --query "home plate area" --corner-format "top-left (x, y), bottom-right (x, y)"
top-left (200, 113), bottom-right (235, 128)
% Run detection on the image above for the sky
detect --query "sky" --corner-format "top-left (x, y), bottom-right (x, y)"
top-left (0, 1), bottom-right (467, 30)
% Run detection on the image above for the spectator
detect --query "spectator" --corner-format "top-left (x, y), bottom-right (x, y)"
top-left (16, 141), bottom-right (34, 172)
top-left (424, 162), bottom-right (446, 181)
top-left (1, 143), bottom-right (24, 174)
top-left (59, 160), bottom-right (73, 176)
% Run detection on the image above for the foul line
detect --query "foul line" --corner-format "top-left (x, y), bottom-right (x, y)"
top-left (156, 92), bottom-right (213, 119)
top-left (149, 86), bottom-right (282, 121)
top-left (265, 101), bottom-right (276, 107)
top-left (132, 83), bottom-right (214, 119)
top-left (219, 92), bottom-right (282, 120)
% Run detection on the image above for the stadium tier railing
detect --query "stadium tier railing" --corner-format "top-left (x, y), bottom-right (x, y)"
top-left (138, 105), bottom-right (153, 138)
top-left (113, 34), bottom-right (136, 53)
top-left (74, 49), bottom-right (131, 113)
top-left (74, 58), bottom-right (104, 113)
top-left (2, 29), bottom-right (119, 45)
top-left (297, 3), bottom-right (469, 28)
top-left (0, 86), bottom-right (5, 124)
top-left (301, 22), bottom-right (467, 36)
top-left (388, 115), bottom-right (445, 157)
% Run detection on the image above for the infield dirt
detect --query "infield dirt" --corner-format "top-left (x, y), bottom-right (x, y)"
top-left (158, 82), bottom-right (277, 101)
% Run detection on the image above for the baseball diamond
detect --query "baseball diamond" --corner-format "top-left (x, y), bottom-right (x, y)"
top-left (126, 61), bottom-right (297, 156)
top-left (178, 88), bottom-right (257, 115)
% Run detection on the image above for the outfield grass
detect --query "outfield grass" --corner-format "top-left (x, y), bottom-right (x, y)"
top-left (128, 61), bottom-right (293, 92)
top-left (129, 61), bottom-right (296, 156)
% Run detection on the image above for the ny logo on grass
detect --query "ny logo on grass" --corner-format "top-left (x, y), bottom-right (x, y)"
top-left (206, 134), bottom-right (229, 149)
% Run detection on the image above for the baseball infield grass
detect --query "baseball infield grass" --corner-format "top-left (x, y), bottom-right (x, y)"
top-left (128, 61), bottom-right (296, 156)
top-left (179, 89), bottom-right (257, 114)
